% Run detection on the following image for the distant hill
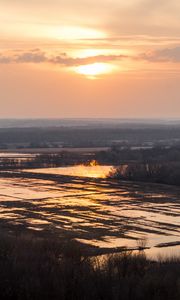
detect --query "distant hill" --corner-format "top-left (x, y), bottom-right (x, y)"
top-left (0, 118), bottom-right (180, 129)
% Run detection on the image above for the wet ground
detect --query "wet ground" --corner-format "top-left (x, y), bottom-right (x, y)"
top-left (0, 170), bottom-right (180, 259)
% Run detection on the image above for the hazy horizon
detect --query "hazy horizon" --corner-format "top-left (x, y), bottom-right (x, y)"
top-left (0, 117), bottom-right (180, 129)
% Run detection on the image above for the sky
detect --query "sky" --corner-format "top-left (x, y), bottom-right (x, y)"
top-left (0, 0), bottom-right (180, 118)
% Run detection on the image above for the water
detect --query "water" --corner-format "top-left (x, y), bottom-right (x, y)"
top-left (0, 166), bottom-right (180, 259)
top-left (0, 152), bottom-right (36, 164)
top-left (25, 165), bottom-right (113, 178)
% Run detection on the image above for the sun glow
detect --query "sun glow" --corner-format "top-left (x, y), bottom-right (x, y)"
top-left (75, 63), bottom-right (113, 78)
top-left (75, 49), bottom-right (109, 58)
top-left (58, 26), bottom-right (106, 40)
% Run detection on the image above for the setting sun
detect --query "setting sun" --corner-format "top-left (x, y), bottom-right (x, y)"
top-left (75, 63), bottom-right (113, 78)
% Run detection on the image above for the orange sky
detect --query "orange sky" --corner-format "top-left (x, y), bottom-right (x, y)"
top-left (0, 0), bottom-right (180, 118)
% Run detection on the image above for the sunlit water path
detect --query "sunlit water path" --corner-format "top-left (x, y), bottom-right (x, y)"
top-left (25, 165), bottom-right (113, 178)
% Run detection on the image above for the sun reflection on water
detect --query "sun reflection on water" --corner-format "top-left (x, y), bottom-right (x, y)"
top-left (0, 171), bottom-right (180, 259)
top-left (25, 162), bottom-right (113, 178)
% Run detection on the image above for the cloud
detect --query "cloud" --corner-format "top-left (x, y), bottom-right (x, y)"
top-left (0, 50), bottom-right (46, 64)
top-left (0, 49), bottom-right (126, 66)
top-left (15, 51), bottom-right (46, 63)
top-left (140, 46), bottom-right (180, 62)
top-left (1, 46), bottom-right (180, 68)
top-left (50, 53), bottom-right (126, 66)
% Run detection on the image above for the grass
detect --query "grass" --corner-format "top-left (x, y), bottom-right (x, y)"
top-left (0, 232), bottom-right (180, 300)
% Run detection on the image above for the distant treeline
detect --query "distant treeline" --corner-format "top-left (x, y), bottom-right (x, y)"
top-left (110, 162), bottom-right (180, 186)
top-left (0, 232), bottom-right (180, 300)
top-left (0, 125), bottom-right (180, 148)
top-left (104, 146), bottom-right (180, 186)
top-left (96, 145), bottom-right (180, 165)
top-left (0, 152), bottom-right (96, 170)
top-left (1, 146), bottom-right (180, 171)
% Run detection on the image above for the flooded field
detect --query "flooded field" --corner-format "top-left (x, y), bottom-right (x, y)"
top-left (0, 167), bottom-right (180, 259)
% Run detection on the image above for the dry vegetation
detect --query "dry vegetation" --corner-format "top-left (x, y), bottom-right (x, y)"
top-left (0, 232), bottom-right (180, 300)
